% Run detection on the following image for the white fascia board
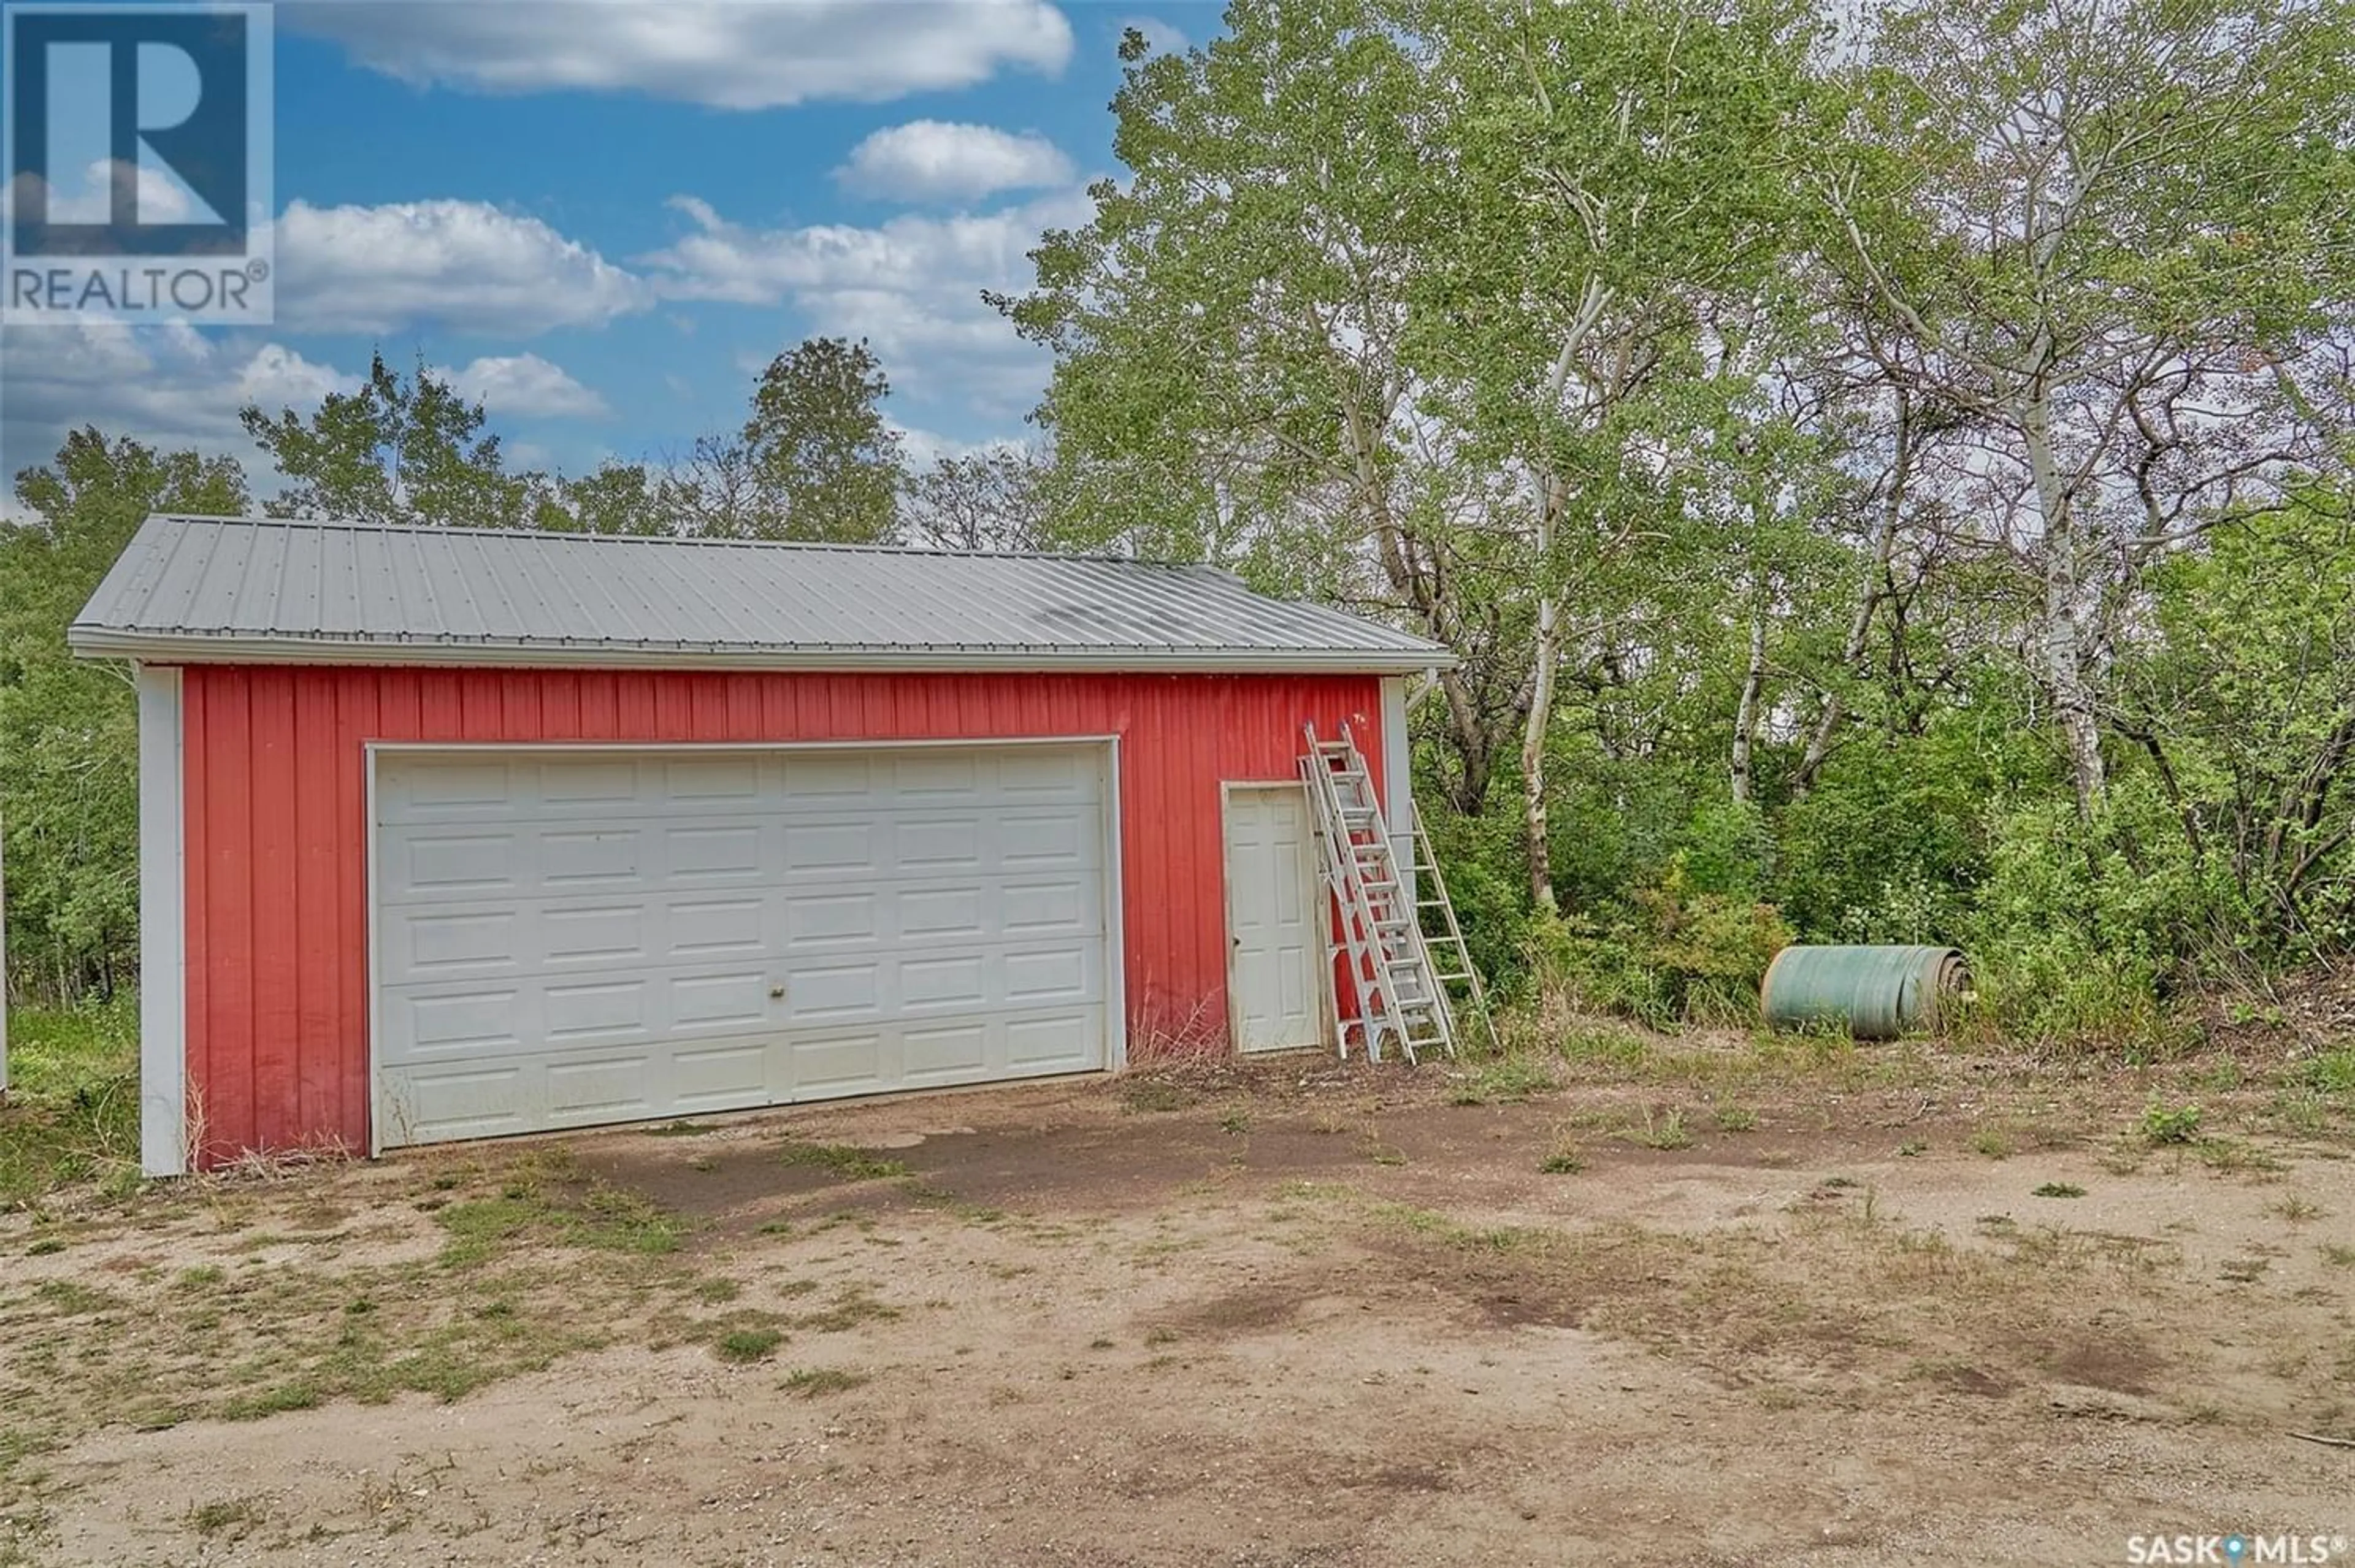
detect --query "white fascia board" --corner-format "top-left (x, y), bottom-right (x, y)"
top-left (66, 630), bottom-right (1457, 676)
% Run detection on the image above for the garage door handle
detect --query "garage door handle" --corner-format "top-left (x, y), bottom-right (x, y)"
top-left (768, 985), bottom-right (786, 999)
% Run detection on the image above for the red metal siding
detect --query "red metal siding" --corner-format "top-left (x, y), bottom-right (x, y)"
top-left (177, 666), bottom-right (1387, 1161)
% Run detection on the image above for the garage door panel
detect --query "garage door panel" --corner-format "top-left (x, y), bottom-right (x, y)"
top-left (1006, 1010), bottom-right (1100, 1070)
top-left (393, 832), bottom-right (519, 900)
top-left (784, 891), bottom-right (878, 950)
top-left (390, 909), bottom-right (521, 977)
top-left (899, 885), bottom-right (984, 941)
top-left (542, 904), bottom-right (648, 965)
top-left (1000, 811), bottom-right (1091, 868)
top-left (998, 748), bottom-right (1092, 798)
top-left (787, 1029), bottom-right (891, 1097)
top-left (389, 1063), bottom-right (530, 1144)
top-left (542, 827), bottom-right (642, 888)
top-left (670, 1042), bottom-right (769, 1106)
top-left (545, 1056), bottom-right (655, 1121)
top-left (664, 755), bottom-right (762, 801)
top-left (669, 970), bottom-right (770, 1031)
top-left (898, 817), bottom-right (986, 871)
top-left (893, 751), bottom-right (981, 800)
top-left (781, 751), bottom-right (876, 798)
top-left (377, 743), bottom-right (1112, 1149)
top-left (543, 977), bottom-right (648, 1043)
top-left (787, 961), bottom-right (883, 1022)
top-left (786, 820), bottom-right (874, 874)
top-left (901, 952), bottom-right (986, 1009)
top-left (670, 897), bottom-right (766, 957)
top-left (537, 757), bottom-right (641, 809)
top-left (1003, 944), bottom-right (1095, 1004)
top-left (902, 1020), bottom-right (987, 1079)
top-left (1001, 878), bottom-right (1097, 935)
top-left (396, 987), bottom-right (526, 1056)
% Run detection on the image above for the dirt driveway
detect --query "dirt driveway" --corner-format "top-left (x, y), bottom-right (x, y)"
top-left (4, 1048), bottom-right (2352, 1566)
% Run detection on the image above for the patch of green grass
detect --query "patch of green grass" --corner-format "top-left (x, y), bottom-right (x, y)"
top-left (2319, 1243), bottom-right (2355, 1268)
top-left (2265, 1195), bottom-right (2324, 1223)
top-left (1120, 1080), bottom-right (1190, 1114)
top-left (1712, 1104), bottom-right (1758, 1133)
top-left (32, 1279), bottom-right (124, 1316)
top-left (792, 1285), bottom-right (900, 1334)
top-left (219, 1381), bottom-right (321, 1421)
top-left (646, 1120), bottom-right (718, 1138)
top-left (2194, 1138), bottom-right (2285, 1174)
top-left (778, 1142), bottom-right (910, 1182)
top-left (1628, 1108), bottom-right (1691, 1151)
top-left (1897, 1140), bottom-right (1928, 1158)
top-left (1555, 1025), bottom-right (1655, 1071)
top-left (187, 1497), bottom-right (266, 1537)
top-left (2299, 1047), bottom-right (2355, 1096)
top-left (434, 1166), bottom-right (683, 1268)
top-left (2031, 1182), bottom-right (2087, 1199)
top-left (24, 1237), bottom-right (65, 1257)
top-left (714, 1328), bottom-right (784, 1364)
top-left (0, 1001), bottom-right (140, 1206)
top-left (2139, 1100), bottom-right (2204, 1146)
top-left (1969, 1130), bottom-right (2014, 1160)
top-left (779, 1366), bottom-right (869, 1397)
top-left (1218, 1111), bottom-right (1251, 1136)
top-left (1538, 1142), bottom-right (1585, 1175)
top-left (1448, 1056), bottom-right (1557, 1106)
top-left (691, 1278), bottom-right (742, 1305)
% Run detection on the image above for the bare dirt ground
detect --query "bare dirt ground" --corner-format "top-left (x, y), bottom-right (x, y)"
top-left (4, 1037), bottom-right (2353, 1567)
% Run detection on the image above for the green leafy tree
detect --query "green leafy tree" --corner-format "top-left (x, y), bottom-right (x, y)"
top-left (1, 430), bottom-right (246, 1000)
top-left (736, 337), bottom-right (905, 543)
top-left (903, 447), bottom-right (1051, 553)
top-left (240, 351), bottom-right (536, 527)
top-left (1823, 0), bottom-right (2355, 814)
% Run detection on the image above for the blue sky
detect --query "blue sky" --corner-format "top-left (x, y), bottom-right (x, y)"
top-left (2, 0), bottom-right (1215, 490)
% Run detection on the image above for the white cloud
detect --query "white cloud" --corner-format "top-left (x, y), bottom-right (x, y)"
top-left (889, 421), bottom-right (1036, 466)
top-left (435, 353), bottom-right (611, 419)
top-left (1, 323), bottom-right (357, 478)
top-left (835, 121), bottom-right (1074, 202)
top-left (641, 188), bottom-right (1090, 416)
top-left (1120, 17), bottom-right (1189, 55)
top-left (284, 0), bottom-right (1073, 110)
top-left (274, 199), bottom-right (651, 335)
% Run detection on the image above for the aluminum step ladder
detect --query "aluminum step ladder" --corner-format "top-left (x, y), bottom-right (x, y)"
top-left (1299, 722), bottom-right (1455, 1063)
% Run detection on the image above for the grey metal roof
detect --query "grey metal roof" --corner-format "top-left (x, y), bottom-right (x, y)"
top-left (69, 514), bottom-right (1450, 674)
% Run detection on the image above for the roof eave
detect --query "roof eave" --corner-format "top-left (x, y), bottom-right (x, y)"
top-left (66, 627), bottom-right (1459, 676)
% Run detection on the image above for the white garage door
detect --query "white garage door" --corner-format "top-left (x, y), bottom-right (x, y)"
top-left (373, 744), bottom-right (1112, 1149)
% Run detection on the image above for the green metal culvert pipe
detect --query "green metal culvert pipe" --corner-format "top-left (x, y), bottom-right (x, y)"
top-left (1760, 945), bottom-right (1973, 1040)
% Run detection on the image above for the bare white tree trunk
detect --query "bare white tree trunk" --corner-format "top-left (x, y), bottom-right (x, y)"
top-left (1523, 559), bottom-right (1561, 915)
top-left (2021, 382), bottom-right (2105, 814)
top-left (1730, 581), bottom-right (1768, 806)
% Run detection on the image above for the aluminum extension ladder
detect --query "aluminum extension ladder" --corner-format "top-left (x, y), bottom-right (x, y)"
top-left (1298, 722), bottom-right (1482, 1063)
top-left (1406, 800), bottom-right (1498, 1054)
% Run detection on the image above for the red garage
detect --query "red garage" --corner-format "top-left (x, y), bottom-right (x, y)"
top-left (72, 516), bottom-right (1447, 1174)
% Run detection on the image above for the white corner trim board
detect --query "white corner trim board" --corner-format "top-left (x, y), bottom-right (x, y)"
top-left (1380, 676), bottom-right (1414, 903)
top-left (136, 664), bottom-right (188, 1177)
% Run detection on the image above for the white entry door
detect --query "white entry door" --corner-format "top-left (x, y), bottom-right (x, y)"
top-left (1223, 783), bottom-right (1325, 1054)
top-left (373, 744), bottom-right (1113, 1148)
